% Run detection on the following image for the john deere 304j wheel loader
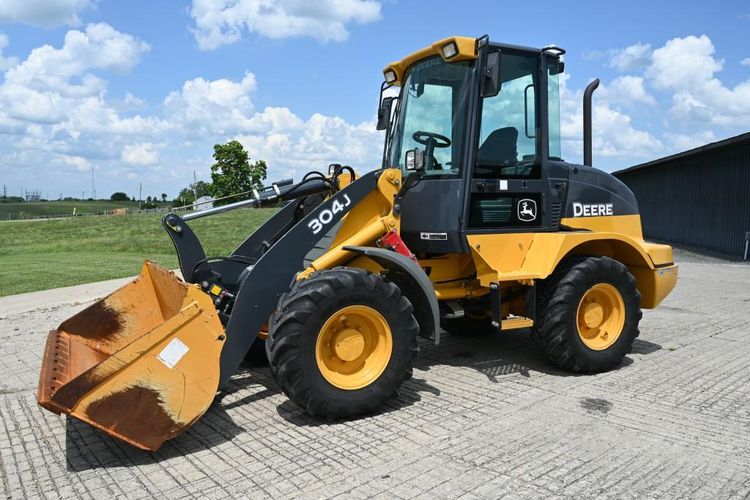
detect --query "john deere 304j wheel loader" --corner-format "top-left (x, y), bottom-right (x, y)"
top-left (37, 36), bottom-right (678, 451)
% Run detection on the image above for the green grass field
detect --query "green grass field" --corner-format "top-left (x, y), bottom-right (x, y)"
top-left (0, 200), bottom-right (171, 220)
top-left (0, 208), bottom-right (276, 296)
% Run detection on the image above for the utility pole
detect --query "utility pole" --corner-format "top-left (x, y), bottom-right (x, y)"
top-left (91, 167), bottom-right (96, 200)
top-left (2, 184), bottom-right (6, 199)
top-left (193, 170), bottom-right (198, 200)
top-left (139, 182), bottom-right (142, 210)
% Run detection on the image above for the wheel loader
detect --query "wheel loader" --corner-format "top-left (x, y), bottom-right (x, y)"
top-left (37, 36), bottom-right (678, 451)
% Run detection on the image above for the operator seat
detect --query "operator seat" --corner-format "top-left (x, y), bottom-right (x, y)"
top-left (477, 127), bottom-right (518, 167)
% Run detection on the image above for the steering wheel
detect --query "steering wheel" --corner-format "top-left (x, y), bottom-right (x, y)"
top-left (411, 131), bottom-right (451, 170)
top-left (412, 131), bottom-right (451, 148)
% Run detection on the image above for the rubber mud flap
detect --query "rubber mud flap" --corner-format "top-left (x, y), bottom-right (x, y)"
top-left (37, 261), bottom-right (226, 451)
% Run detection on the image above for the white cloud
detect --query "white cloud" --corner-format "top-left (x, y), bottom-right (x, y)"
top-left (741, 57), bottom-right (750, 67)
top-left (0, 23), bottom-right (156, 135)
top-left (646, 35), bottom-right (721, 91)
top-left (6, 22), bottom-right (149, 86)
top-left (164, 72), bottom-right (381, 179)
top-left (663, 130), bottom-right (717, 152)
top-left (122, 92), bottom-right (146, 108)
top-left (121, 142), bottom-right (159, 166)
top-left (0, 26), bottom-right (383, 197)
top-left (60, 154), bottom-right (91, 171)
top-left (600, 75), bottom-right (656, 107)
top-left (0, 23), bottom-right (149, 123)
top-left (0, 22), bottom-right (170, 198)
top-left (164, 72), bottom-right (257, 134)
top-left (189, 0), bottom-right (382, 50)
top-left (0, 0), bottom-right (96, 27)
top-left (237, 111), bottom-right (381, 177)
top-left (645, 35), bottom-right (750, 127)
top-left (609, 43), bottom-right (652, 72)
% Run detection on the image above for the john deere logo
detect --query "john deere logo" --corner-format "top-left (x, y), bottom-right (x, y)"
top-left (518, 199), bottom-right (537, 222)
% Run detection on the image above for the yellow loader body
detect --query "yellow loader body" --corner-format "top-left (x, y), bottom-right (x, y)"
top-left (35, 32), bottom-right (681, 452)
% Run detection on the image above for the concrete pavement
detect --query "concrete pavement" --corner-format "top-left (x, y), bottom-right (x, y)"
top-left (0, 250), bottom-right (748, 499)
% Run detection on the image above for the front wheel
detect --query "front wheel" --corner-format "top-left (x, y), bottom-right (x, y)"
top-left (532, 256), bottom-right (642, 373)
top-left (266, 268), bottom-right (419, 418)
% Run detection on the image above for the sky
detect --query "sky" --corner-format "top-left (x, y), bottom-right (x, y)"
top-left (0, 0), bottom-right (748, 200)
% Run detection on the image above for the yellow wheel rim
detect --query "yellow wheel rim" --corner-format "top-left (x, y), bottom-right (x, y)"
top-left (576, 283), bottom-right (625, 351)
top-left (315, 305), bottom-right (393, 390)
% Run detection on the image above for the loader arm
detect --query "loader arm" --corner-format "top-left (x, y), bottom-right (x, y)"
top-left (164, 167), bottom-right (437, 386)
top-left (219, 169), bottom-right (410, 384)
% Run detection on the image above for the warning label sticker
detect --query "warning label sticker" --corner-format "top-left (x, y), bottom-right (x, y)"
top-left (157, 338), bottom-right (189, 369)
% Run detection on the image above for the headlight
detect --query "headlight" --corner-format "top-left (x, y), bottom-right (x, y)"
top-left (405, 149), bottom-right (424, 171)
top-left (405, 150), bottom-right (415, 170)
top-left (384, 69), bottom-right (397, 84)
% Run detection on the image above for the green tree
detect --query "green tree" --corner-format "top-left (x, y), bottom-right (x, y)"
top-left (210, 140), bottom-right (267, 206)
top-left (110, 192), bottom-right (130, 202)
top-left (161, 193), bottom-right (167, 202)
top-left (176, 180), bottom-right (212, 205)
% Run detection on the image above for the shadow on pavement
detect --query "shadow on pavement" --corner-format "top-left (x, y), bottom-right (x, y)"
top-left (630, 338), bottom-right (662, 355)
top-left (66, 330), bottom-right (662, 468)
top-left (275, 375), bottom-right (442, 428)
top-left (66, 399), bottom-right (244, 472)
top-left (416, 329), bottom-right (563, 382)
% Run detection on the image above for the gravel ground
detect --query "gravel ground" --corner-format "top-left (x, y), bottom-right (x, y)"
top-left (0, 250), bottom-right (748, 499)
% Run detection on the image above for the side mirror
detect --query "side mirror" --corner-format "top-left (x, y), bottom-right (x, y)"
top-left (376, 96), bottom-right (395, 131)
top-left (481, 51), bottom-right (501, 97)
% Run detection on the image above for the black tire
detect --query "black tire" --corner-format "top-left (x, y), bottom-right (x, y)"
top-left (532, 256), bottom-right (641, 373)
top-left (441, 312), bottom-right (495, 336)
top-left (266, 267), bottom-right (419, 419)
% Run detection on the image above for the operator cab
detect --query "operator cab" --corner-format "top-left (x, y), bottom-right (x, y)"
top-left (379, 37), bottom-right (569, 254)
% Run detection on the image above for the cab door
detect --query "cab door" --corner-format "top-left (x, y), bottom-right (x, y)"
top-left (464, 50), bottom-right (553, 233)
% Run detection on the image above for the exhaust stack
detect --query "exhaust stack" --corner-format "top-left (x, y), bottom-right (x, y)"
top-left (583, 78), bottom-right (600, 166)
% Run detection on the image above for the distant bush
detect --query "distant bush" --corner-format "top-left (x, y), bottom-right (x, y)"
top-left (0, 196), bottom-right (25, 203)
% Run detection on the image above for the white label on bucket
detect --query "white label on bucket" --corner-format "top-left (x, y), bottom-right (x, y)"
top-left (157, 338), bottom-right (189, 369)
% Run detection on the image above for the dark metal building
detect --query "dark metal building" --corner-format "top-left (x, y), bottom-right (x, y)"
top-left (614, 132), bottom-right (750, 258)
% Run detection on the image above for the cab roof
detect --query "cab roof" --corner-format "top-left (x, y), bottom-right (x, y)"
top-left (382, 36), bottom-right (550, 87)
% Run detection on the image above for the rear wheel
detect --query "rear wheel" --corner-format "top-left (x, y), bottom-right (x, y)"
top-left (533, 256), bottom-right (641, 373)
top-left (266, 268), bottom-right (419, 418)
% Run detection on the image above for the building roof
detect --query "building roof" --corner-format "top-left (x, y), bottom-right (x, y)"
top-left (613, 131), bottom-right (750, 176)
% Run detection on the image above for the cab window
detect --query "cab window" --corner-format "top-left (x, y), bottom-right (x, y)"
top-left (475, 53), bottom-right (540, 179)
top-left (388, 57), bottom-right (472, 178)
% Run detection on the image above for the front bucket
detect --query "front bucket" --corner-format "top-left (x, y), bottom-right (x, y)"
top-left (37, 261), bottom-right (226, 451)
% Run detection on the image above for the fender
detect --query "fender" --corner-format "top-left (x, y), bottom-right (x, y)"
top-left (344, 245), bottom-right (441, 345)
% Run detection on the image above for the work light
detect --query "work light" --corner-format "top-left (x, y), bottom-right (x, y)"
top-left (384, 69), bottom-right (397, 84)
top-left (442, 41), bottom-right (458, 59)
